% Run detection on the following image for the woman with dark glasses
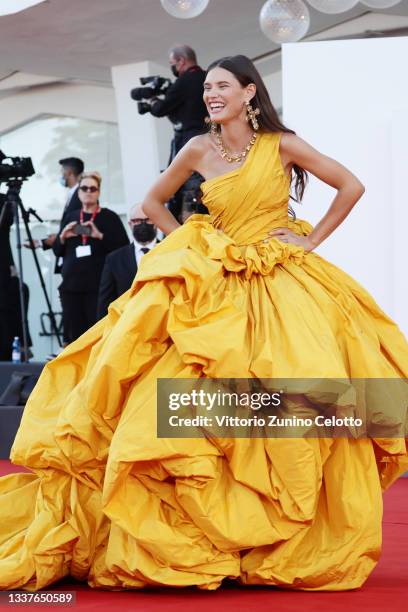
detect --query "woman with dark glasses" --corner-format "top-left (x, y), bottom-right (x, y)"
top-left (53, 171), bottom-right (129, 344)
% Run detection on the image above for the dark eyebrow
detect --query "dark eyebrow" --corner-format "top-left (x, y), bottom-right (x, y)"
top-left (204, 80), bottom-right (231, 86)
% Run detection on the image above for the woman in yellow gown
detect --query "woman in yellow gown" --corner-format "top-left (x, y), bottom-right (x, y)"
top-left (0, 55), bottom-right (407, 592)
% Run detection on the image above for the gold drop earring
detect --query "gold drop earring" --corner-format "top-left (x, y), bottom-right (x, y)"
top-left (245, 101), bottom-right (260, 131)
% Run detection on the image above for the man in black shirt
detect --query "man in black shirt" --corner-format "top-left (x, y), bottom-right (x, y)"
top-left (0, 194), bottom-right (32, 360)
top-left (0, 194), bottom-right (16, 359)
top-left (148, 45), bottom-right (208, 222)
top-left (24, 156), bottom-right (84, 274)
top-left (149, 45), bottom-right (207, 156)
top-left (57, 157), bottom-right (84, 222)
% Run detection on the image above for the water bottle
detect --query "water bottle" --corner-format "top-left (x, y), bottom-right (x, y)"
top-left (11, 337), bottom-right (21, 363)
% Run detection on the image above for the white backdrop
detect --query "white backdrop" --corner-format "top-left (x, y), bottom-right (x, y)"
top-left (282, 37), bottom-right (408, 336)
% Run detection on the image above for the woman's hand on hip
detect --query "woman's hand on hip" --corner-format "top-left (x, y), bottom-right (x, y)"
top-left (268, 228), bottom-right (315, 252)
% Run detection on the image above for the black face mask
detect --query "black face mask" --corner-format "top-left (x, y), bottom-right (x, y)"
top-left (170, 64), bottom-right (179, 78)
top-left (132, 222), bottom-right (156, 243)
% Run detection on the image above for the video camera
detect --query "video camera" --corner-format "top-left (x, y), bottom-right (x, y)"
top-left (130, 76), bottom-right (172, 115)
top-left (0, 150), bottom-right (35, 183)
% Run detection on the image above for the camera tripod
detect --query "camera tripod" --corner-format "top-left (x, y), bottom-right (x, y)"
top-left (0, 180), bottom-right (62, 362)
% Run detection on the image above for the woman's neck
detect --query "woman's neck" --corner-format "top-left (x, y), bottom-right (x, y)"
top-left (220, 119), bottom-right (254, 152)
top-left (82, 202), bottom-right (98, 213)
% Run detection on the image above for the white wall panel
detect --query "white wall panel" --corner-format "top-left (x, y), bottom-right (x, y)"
top-left (282, 37), bottom-right (408, 335)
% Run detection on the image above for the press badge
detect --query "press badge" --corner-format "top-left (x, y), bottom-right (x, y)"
top-left (76, 245), bottom-right (92, 258)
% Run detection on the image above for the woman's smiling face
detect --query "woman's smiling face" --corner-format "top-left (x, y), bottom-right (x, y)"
top-left (203, 66), bottom-right (256, 125)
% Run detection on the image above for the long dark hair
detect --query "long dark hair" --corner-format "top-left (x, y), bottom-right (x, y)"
top-left (206, 55), bottom-right (308, 215)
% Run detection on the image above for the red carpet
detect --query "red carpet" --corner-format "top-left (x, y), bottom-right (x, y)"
top-left (0, 459), bottom-right (406, 611)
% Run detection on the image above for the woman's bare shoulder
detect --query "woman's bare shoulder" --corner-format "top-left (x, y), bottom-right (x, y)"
top-left (185, 133), bottom-right (212, 154)
top-left (280, 132), bottom-right (324, 160)
top-left (280, 131), bottom-right (307, 151)
top-left (180, 134), bottom-right (213, 175)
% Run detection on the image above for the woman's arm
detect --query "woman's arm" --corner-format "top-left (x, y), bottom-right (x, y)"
top-left (52, 220), bottom-right (77, 255)
top-left (141, 137), bottom-right (203, 235)
top-left (271, 133), bottom-right (365, 250)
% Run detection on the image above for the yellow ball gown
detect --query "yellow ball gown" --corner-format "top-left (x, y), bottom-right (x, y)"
top-left (0, 132), bottom-right (407, 592)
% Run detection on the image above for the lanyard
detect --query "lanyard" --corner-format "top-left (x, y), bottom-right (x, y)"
top-left (79, 205), bottom-right (100, 245)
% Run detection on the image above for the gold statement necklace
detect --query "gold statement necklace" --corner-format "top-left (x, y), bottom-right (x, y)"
top-left (215, 130), bottom-right (257, 163)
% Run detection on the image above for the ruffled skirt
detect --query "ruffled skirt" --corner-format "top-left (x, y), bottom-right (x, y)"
top-left (0, 215), bottom-right (407, 591)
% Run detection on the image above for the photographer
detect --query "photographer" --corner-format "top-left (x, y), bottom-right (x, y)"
top-left (52, 172), bottom-right (129, 344)
top-left (143, 45), bottom-right (208, 221)
top-left (149, 45), bottom-right (207, 153)
top-left (0, 193), bottom-right (14, 286)
top-left (0, 193), bottom-right (16, 359)
top-left (0, 194), bottom-right (32, 360)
